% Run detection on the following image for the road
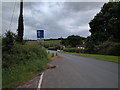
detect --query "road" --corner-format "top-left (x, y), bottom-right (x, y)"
top-left (41, 50), bottom-right (118, 88)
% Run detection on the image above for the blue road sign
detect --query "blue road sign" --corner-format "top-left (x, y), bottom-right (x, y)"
top-left (37, 30), bottom-right (44, 38)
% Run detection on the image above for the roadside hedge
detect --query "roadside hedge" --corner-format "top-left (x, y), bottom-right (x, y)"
top-left (2, 31), bottom-right (49, 88)
top-left (48, 46), bottom-right (63, 51)
top-left (63, 48), bottom-right (84, 53)
top-left (2, 43), bottom-right (48, 68)
top-left (96, 41), bottom-right (120, 56)
top-left (48, 47), bottom-right (56, 50)
top-left (2, 43), bottom-right (48, 88)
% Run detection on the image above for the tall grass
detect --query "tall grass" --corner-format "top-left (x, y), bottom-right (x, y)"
top-left (2, 58), bottom-right (48, 88)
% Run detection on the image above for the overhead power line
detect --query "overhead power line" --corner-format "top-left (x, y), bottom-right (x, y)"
top-left (9, 1), bottom-right (17, 31)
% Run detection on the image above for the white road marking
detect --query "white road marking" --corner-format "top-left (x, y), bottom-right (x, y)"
top-left (37, 72), bottom-right (44, 90)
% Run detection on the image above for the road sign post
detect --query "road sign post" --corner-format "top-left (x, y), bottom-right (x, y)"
top-left (37, 30), bottom-right (44, 43)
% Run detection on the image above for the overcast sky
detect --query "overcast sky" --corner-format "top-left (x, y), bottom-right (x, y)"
top-left (2, 1), bottom-right (106, 39)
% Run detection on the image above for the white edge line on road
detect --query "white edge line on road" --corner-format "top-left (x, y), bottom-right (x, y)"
top-left (37, 72), bottom-right (44, 90)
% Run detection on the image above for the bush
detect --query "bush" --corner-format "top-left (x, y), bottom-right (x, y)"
top-left (47, 45), bottom-right (63, 51)
top-left (84, 38), bottom-right (96, 54)
top-left (63, 48), bottom-right (84, 53)
top-left (2, 31), bottom-right (48, 88)
top-left (55, 45), bottom-right (63, 50)
top-left (44, 44), bottom-right (49, 48)
top-left (96, 41), bottom-right (120, 56)
top-left (2, 43), bottom-right (48, 68)
top-left (2, 31), bottom-right (16, 53)
top-left (2, 43), bottom-right (48, 88)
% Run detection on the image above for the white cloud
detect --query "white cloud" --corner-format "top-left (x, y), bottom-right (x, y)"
top-left (2, 2), bottom-right (105, 39)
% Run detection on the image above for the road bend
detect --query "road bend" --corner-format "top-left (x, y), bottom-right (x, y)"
top-left (41, 50), bottom-right (118, 88)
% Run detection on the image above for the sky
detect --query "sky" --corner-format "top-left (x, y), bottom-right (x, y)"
top-left (1, 1), bottom-right (107, 40)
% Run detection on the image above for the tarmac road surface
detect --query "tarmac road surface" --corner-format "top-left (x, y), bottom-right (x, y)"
top-left (41, 50), bottom-right (118, 88)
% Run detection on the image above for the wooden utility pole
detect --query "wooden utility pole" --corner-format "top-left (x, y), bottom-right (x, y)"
top-left (17, 0), bottom-right (24, 43)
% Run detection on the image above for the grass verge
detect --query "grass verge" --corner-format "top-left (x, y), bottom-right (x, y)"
top-left (60, 51), bottom-right (119, 63)
top-left (48, 52), bottom-right (59, 60)
top-left (2, 58), bottom-right (48, 88)
top-left (2, 42), bottom-right (48, 88)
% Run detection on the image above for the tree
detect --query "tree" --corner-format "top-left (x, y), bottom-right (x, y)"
top-left (61, 38), bottom-right (67, 47)
top-left (2, 31), bottom-right (16, 53)
top-left (61, 35), bottom-right (83, 47)
top-left (67, 35), bottom-right (82, 47)
top-left (89, 2), bottom-right (120, 43)
top-left (85, 2), bottom-right (120, 55)
top-left (84, 36), bottom-right (96, 54)
top-left (17, 0), bottom-right (24, 43)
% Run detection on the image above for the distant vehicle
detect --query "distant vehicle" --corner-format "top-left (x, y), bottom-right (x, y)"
top-left (57, 50), bottom-right (63, 52)
top-left (57, 50), bottom-right (60, 51)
